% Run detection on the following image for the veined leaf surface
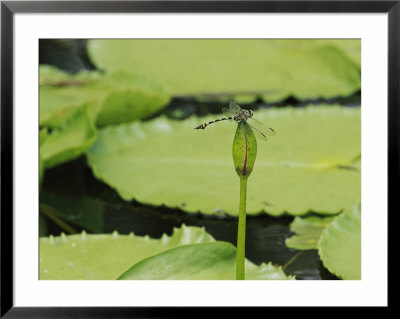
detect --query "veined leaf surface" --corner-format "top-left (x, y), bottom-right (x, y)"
top-left (39, 65), bottom-right (170, 127)
top-left (318, 204), bottom-right (361, 280)
top-left (313, 39), bottom-right (361, 69)
top-left (88, 39), bottom-right (360, 102)
top-left (87, 106), bottom-right (361, 216)
top-left (118, 242), bottom-right (293, 280)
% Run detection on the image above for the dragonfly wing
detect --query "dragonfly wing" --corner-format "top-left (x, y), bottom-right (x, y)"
top-left (229, 100), bottom-right (241, 113)
top-left (222, 107), bottom-right (236, 117)
top-left (248, 117), bottom-right (276, 136)
top-left (248, 123), bottom-right (269, 142)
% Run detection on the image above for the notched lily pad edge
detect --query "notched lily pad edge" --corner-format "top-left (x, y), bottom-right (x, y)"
top-left (40, 222), bottom-right (210, 243)
top-left (86, 105), bottom-right (360, 217)
top-left (84, 159), bottom-right (358, 218)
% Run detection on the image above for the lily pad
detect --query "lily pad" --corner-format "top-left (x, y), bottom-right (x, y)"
top-left (285, 216), bottom-right (335, 250)
top-left (39, 225), bottom-right (215, 280)
top-left (87, 106), bottom-right (361, 216)
top-left (40, 107), bottom-right (97, 169)
top-left (313, 40), bottom-right (361, 69)
top-left (88, 39), bottom-right (360, 102)
top-left (39, 128), bottom-right (48, 145)
top-left (40, 64), bottom-right (80, 85)
top-left (39, 66), bottom-right (98, 127)
top-left (318, 204), bottom-right (361, 279)
top-left (119, 242), bottom-right (293, 280)
top-left (39, 66), bottom-right (170, 127)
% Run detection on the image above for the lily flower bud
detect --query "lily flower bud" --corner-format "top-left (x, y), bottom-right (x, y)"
top-left (232, 121), bottom-right (257, 177)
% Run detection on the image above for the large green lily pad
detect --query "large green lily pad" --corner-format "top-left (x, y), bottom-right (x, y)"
top-left (40, 107), bottom-right (97, 169)
top-left (318, 204), bottom-right (361, 279)
top-left (313, 39), bottom-right (361, 69)
top-left (39, 65), bottom-right (170, 127)
top-left (285, 216), bottom-right (335, 250)
top-left (88, 39), bottom-right (360, 102)
top-left (87, 106), bottom-right (361, 216)
top-left (119, 242), bottom-right (293, 280)
top-left (40, 225), bottom-right (215, 280)
top-left (40, 66), bottom-right (98, 127)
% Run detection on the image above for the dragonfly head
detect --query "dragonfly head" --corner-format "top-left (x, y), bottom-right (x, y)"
top-left (242, 109), bottom-right (253, 120)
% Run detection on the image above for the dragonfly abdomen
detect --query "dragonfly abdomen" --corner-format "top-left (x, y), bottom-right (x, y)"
top-left (194, 117), bottom-right (233, 129)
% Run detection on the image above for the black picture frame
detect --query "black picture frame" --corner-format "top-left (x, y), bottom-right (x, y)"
top-left (1, 0), bottom-right (394, 317)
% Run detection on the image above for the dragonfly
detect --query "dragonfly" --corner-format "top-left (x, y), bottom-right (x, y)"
top-left (194, 101), bottom-right (276, 141)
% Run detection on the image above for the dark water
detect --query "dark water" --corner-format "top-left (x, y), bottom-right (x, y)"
top-left (39, 39), bottom-right (96, 73)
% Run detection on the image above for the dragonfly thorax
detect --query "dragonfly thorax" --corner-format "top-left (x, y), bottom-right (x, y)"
top-left (234, 109), bottom-right (253, 122)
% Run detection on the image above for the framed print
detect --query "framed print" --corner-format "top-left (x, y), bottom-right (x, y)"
top-left (1, 0), bottom-right (394, 316)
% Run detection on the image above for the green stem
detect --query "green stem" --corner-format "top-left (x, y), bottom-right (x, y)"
top-left (236, 176), bottom-right (248, 280)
